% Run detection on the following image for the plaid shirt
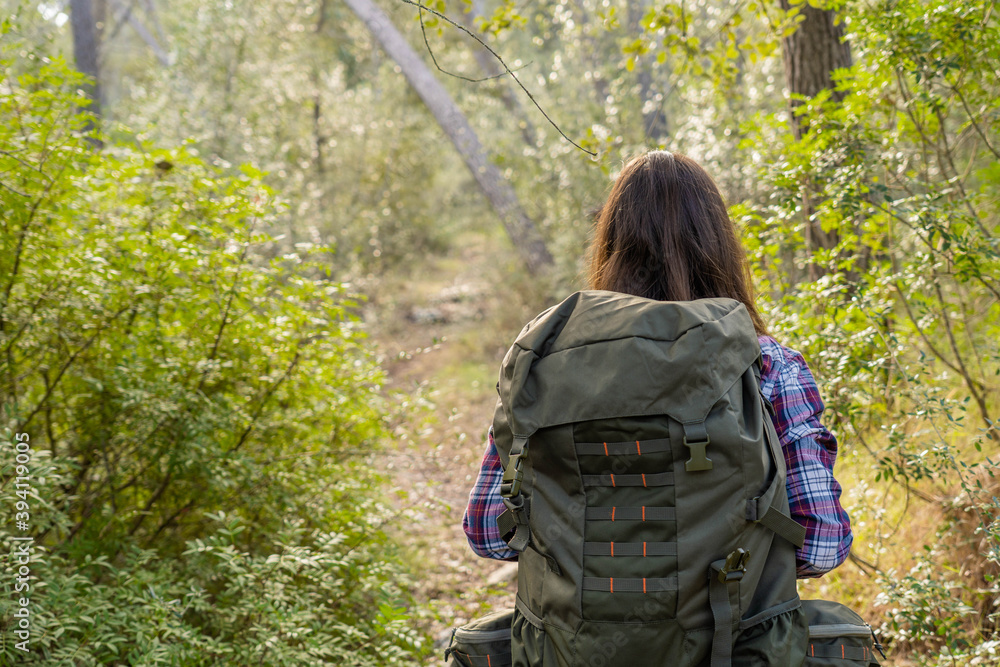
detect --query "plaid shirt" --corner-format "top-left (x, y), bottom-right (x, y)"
top-left (462, 335), bottom-right (853, 578)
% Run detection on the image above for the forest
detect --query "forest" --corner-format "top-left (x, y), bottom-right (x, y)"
top-left (0, 0), bottom-right (998, 664)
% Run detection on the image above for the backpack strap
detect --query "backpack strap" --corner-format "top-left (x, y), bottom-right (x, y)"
top-left (496, 435), bottom-right (562, 573)
top-left (708, 548), bottom-right (751, 667)
top-left (747, 383), bottom-right (807, 548)
top-left (497, 435), bottom-right (532, 553)
top-left (497, 495), bottom-right (531, 553)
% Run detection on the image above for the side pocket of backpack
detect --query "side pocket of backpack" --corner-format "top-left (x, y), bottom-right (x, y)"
top-left (802, 599), bottom-right (885, 666)
top-left (444, 608), bottom-right (514, 667)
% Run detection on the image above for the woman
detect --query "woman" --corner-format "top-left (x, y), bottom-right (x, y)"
top-left (463, 150), bottom-right (852, 579)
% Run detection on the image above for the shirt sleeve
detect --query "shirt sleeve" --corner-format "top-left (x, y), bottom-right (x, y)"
top-left (463, 427), bottom-right (519, 561)
top-left (759, 336), bottom-right (854, 578)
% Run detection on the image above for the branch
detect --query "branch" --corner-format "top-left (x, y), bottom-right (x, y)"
top-left (932, 282), bottom-right (998, 441)
top-left (950, 83), bottom-right (1000, 161)
top-left (229, 350), bottom-right (301, 454)
top-left (848, 552), bottom-right (883, 577)
top-left (108, 0), bottom-right (170, 66)
top-left (0, 181), bottom-right (29, 198)
top-left (197, 222), bottom-right (255, 392)
top-left (106, 0), bottom-right (136, 44)
top-left (893, 280), bottom-right (982, 388)
top-left (18, 304), bottom-right (133, 432)
top-left (141, 0), bottom-right (169, 50)
top-left (397, 0), bottom-right (595, 157)
top-left (417, 8), bottom-right (527, 83)
top-left (127, 469), bottom-right (173, 536)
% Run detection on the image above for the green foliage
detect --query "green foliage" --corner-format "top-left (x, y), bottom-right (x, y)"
top-left (473, 0), bottom-right (528, 35)
top-left (0, 41), bottom-right (426, 665)
top-left (728, 0), bottom-right (1000, 661)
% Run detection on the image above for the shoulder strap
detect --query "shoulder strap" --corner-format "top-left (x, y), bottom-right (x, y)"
top-left (746, 390), bottom-right (806, 548)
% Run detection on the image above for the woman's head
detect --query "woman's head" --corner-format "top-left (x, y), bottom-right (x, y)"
top-left (587, 150), bottom-right (767, 334)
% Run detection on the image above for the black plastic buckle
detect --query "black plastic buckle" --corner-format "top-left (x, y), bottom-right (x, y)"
top-left (718, 548), bottom-right (750, 583)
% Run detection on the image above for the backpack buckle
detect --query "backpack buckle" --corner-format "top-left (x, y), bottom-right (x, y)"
top-left (682, 421), bottom-right (713, 472)
top-left (501, 451), bottom-right (526, 498)
top-left (718, 548), bottom-right (750, 583)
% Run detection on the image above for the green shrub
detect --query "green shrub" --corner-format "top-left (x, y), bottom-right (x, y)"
top-left (0, 36), bottom-right (425, 665)
top-left (733, 0), bottom-right (1000, 660)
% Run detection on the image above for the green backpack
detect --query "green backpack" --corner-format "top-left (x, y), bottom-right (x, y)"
top-left (444, 601), bottom-right (884, 667)
top-left (485, 291), bottom-right (829, 666)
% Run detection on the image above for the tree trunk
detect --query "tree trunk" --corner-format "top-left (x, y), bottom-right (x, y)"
top-left (780, 1), bottom-right (851, 139)
top-left (628, 2), bottom-right (668, 145)
top-left (313, 0), bottom-right (329, 178)
top-left (636, 68), bottom-right (669, 144)
top-left (780, 1), bottom-right (852, 273)
top-left (70, 0), bottom-right (102, 127)
top-left (569, 3), bottom-right (611, 104)
top-left (343, 0), bottom-right (554, 274)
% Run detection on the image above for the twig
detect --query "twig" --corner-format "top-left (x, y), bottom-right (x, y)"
top-left (0, 181), bottom-right (29, 198)
top-left (849, 552), bottom-right (883, 577)
top-left (197, 221), bottom-right (256, 392)
top-left (950, 83), bottom-right (1000, 162)
top-left (932, 281), bottom-right (997, 441)
top-left (229, 350), bottom-right (301, 454)
top-left (417, 7), bottom-right (527, 83)
top-left (398, 0), bottom-right (596, 157)
top-left (17, 304), bottom-right (133, 431)
top-left (892, 280), bottom-right (983, 389)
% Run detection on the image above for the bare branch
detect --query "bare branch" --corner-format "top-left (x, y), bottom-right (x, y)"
top-left (417, 7), bottom-right (527, 83)
top-left (397, 0), bottom-right (595, 157)
top-left (108, 0), bottom-right (170, 66)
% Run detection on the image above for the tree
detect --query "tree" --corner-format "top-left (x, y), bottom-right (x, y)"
top-left (0, 41), bottom-right (426, 663)
top-left (779, 0), bottom-right (853, 261)
top-left (779, 0), bottom-right (852, 140)
top-left (627, 1), bottom-right (668, 144)
top-left (69, 0), bottom-right (101, 126)
top-left (343, 0), bottom-right (555, 274)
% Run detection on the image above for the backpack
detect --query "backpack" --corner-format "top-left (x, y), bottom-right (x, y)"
top-left (488, 290), bottom-right (816, 666)
top-left (444, 600), bottom-right (884, 666)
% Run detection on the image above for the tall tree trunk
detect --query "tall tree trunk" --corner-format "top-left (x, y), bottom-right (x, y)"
top-left (628, 0), bottom-right (668, 146)
top-left (569, 3), bottom-right (611, 104)
top-left (70, 0), bottom-right (102, 129)
top-left (780, 1), bottom-right (851, 139)
top-left (313, 0), bottom-right (329, 179)
top-left (343, 0), bottom-right (554, 274)
top-left (780, 1), bottom-right (852, 275)
top-left (636, 68), bottom-right (668, 144)
top-left (628, 2), bottom-right (668, 145)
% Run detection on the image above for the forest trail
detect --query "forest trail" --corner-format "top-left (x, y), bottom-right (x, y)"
top-left (367, 236), bottom-right (528, 662)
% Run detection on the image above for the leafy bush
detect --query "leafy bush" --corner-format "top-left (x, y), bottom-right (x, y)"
top-left (0, 37), bottom-right (425, 665)
top-left (732, 0), bottom-right (1000, 661)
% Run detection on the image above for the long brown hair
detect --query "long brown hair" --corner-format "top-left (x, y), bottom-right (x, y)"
top-left (588, 151), bottom-right (767, 335)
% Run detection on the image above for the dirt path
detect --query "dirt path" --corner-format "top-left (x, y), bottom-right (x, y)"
top-left (366, 238), bottom-right (538, 663)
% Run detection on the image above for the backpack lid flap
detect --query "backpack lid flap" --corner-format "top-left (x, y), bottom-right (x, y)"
top-left (498, 291), bottom-right (759, 437)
